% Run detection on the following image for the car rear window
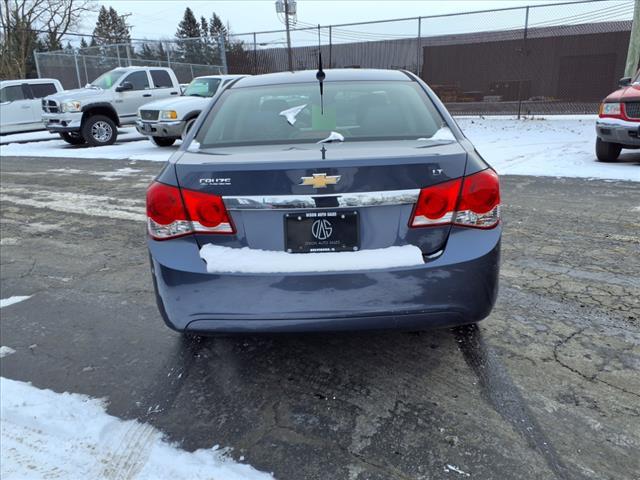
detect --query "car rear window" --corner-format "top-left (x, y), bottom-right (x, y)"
top-left (195, 81), bottom-right (446, 148)
top-left (184, 78), bottom-right (221, 97)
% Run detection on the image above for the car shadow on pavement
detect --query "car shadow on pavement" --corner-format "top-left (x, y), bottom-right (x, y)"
top-left (454, 324), bottom-right (571, 480)
top-left (129, 325), bottom-right (576, 480)
top-left (615, 151), bottom-right (640, 164)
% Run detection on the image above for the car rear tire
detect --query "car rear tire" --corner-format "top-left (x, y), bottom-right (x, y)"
top-left (595, 137), bottom-right (622, 162)
top-left (151, 136), bottom-right (176, 147)
top-left (82, 115), bottom-right (117, 147)
top-left (181, 117), bottom-right (198, 141)
top-left (59, 132), bottom-right (85, 145)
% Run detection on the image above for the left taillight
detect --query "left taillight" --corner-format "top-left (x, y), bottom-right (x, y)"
top-left (146, 182), bottom-right (234, 240)
top-left (410, 168), bottom-right (500, 229)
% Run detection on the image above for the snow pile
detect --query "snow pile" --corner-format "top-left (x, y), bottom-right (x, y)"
top-left (0, 129), bottom-right (171, 162)
top-left (0, 130), bottom-right (59, 144)
top-left (0, 377), bottom-right (274, 480)
top-left (458, 116), bottom-right (639, 181)
top-left (199, 244), bottom-right (424, 274)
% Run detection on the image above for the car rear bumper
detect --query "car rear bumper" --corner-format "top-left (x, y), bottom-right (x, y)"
top-left (596, 118), bottom-right (640, 147)
top-left (136, 120), bottom-right (184, 138)
top-left (148, 226), bottom-right (501, 333)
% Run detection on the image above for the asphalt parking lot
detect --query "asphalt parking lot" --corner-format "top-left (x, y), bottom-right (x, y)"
top-left (1, 154), bottom-right (639, 480)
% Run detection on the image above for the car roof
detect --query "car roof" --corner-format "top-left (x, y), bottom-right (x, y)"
top-left (194, 74), bottom-right (247, 81)
top-left (1, 78), bottom-right (60, 86)
top-left (111, 66), bottom-right (171, 72)
top-left (232, 69), bottom-right (410, 88)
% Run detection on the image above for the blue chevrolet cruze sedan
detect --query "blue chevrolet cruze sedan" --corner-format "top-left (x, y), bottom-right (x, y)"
top-left (147, 69), bottom-right (501, 334)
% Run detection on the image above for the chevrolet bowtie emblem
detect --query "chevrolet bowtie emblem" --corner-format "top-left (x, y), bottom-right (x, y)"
top-left (299, 173), bottom-right (341, 189)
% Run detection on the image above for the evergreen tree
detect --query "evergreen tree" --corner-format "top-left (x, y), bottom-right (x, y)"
top-left (209, 13), bottom-right (227, 42)
top-left (43, 32), bottom-right (63, 52)
top-left (80, 37), bottom-right (88, 49)
top-left (208, 13), bottom-right (230, 66)
top-left (200, 17), bottom-right (209, 40)
top-left (93, 6), bottom-right (130, 46)
top-left (208, 12), bottom-right (249, 73)
top-left (199, 16), bottom-right (216, 64)
top-left (156, 42), bottom-right (167, 63)
top-left (108, 7), bottom-right (131, 44)
top-left (175, 7), bottom-right (203, 64)
top-left (140, 42), bottom-right (151, 59)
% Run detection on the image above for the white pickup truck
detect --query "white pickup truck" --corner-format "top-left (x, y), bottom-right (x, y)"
top-left (42, 66), bottom-right (180, 147)
top-left (0, 78), bottom-right (64, 134)
top-left (136, 75), bottom-right (245, 146)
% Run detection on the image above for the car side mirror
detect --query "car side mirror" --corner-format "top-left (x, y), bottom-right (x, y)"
top-left (619, 76), bottom-right (632, 87)
top-left (116, 82), bottom-right (133, 92)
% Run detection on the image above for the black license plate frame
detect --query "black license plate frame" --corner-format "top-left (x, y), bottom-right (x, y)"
top-left (284, 211), bottom-right (359, 254)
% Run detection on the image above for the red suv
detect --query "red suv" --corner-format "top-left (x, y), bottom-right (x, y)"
top-left (596, 70), bottom-right (640, 162)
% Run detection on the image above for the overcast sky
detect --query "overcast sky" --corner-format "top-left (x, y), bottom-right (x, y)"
top-left (89, 0), bottom-right (591, 39)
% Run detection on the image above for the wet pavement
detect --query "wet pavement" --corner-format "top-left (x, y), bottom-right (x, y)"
top-left (1, 155), bottom-right (639, 480)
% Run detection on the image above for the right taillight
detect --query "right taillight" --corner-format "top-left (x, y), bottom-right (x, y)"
top-left (454, 168), bottom-right (500, 229)
top-left (146, 182), bottom-right (234, 240)
top-left (410, 168), bottom-right (500, 229)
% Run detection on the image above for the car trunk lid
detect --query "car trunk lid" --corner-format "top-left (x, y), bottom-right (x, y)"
top-left (174, 140), bottom-right (467, 256)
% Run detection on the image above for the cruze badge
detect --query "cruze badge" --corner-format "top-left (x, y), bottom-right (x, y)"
top-left (200, 178), bottom-right (231, 186)
top-left (299, 173), bottom-right (341, 189)
top-left (311, 219), bottom-right (333, 240)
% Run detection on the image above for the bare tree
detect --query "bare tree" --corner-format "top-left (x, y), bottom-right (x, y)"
top-left (0, 0), bottom-right (94, 79)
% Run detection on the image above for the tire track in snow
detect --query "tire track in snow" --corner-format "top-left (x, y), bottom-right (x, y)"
top-left (0, 184), bottom-right (145, 222)
top-left (98, 422), bottom-right (159, 480)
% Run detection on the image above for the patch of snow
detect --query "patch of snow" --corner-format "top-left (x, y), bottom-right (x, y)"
top-left (187, 139), bottom-right (200, 152)
top-left (95, 167), bottom-right (143, 181)
top-left (429, 127), bottom-right (456, 141)
top-left (444, 464), bottom-right (470, 476)
top-left (1, 185), bottom-right (145, 222)
top-left (457, 116), bottom-right (639, 182)
top-left (595, 117), bottom-right (638, 127)
top-left (0, 377), bottom-right (274, 479)
top-left (0, 133), bottom-right (171, 162)
top-left (317, 131), bottom-right (344, 144)
top-left (0, 347), bottom-right (16, 358)
top-left (46, 167), bottom-right (144, 181)
top-left (0, 296), bottom-right (31, 308)
top-left (0, 130), bottom-right (59, 144)
top-left (199, 244), bottom-right (424, 274)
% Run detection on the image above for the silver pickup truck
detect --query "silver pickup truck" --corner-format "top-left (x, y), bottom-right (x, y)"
top-left (42, 66), bottom-right (180, 147)
top-left (136, 75), bottom-right (245, 146)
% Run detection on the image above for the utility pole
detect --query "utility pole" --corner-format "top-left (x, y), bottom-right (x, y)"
top-left (625, 0), bottom-right (640, 77)
top-left (284, 0), bottom-right (293, 71)
top-left (276, 0), bottom-right (296, 71)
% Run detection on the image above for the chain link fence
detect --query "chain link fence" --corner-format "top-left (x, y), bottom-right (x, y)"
top-left (35, 37), bottom-right (227, 89)
top-left (34, 0), bottom-right (636, 115)
top-left (225, 0), bottom-right (635, 115)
